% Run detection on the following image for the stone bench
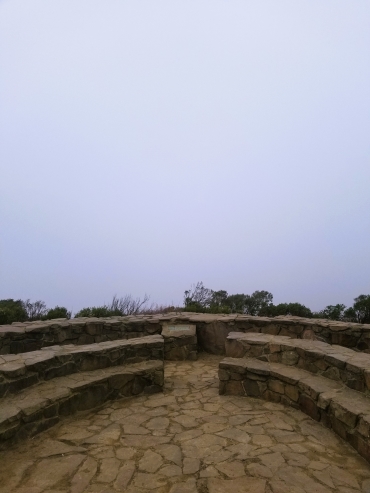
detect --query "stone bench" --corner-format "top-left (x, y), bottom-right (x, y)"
top-left (161, 323), bottom-right (197, 360)
top-left (219, 357), bottom-right (370, 463)
top-left (226, 332), bottom-right (370, 394)
top-left (2, 312), bottom-right (370, 356)
top-left (0, 359), bottom-right (163, 449)
top-left (0, 335), bottom-right (164, 397)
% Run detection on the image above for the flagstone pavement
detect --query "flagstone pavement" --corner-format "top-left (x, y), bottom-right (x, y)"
top-left (1, 353), bottom-right (370, 493)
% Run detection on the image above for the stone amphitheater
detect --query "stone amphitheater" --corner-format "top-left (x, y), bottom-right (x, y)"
top-left (1, 313), bottom-right (370, 493)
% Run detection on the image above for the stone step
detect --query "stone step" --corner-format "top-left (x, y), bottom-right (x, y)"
top-left (226, 332), bottom-right (370, 394)
top-left (0, 359), bottom-right (163, 449)
top-left (0, 335), bottom-right (163, 398)
top-left (219, 356), bottom-right (370, 463)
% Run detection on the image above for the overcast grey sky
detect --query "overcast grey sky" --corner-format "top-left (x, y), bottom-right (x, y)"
top-left (1, 1), bottom-right (369, 313)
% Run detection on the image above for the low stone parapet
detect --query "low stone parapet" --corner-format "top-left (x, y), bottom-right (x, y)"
top-left (0, 335), bottom-right (163, 397)
top-left (225, 332), bottom-right (370, 393)
top-left (219, 357), bottom-right (370, 463)
top-left (1, 312), bottom-right (370, 355)
top-left (161, 324), bottom-right (197, 360)
top-left (0, 359), bottom-right (163, 449)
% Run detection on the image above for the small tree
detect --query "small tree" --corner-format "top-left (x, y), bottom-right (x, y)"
top-left (352, 295), bottom-right (370, 324)
top-left (184, 282), bottom-right (213, 312)
top-left (244, 291), bottom-right (273, 316)
top-left (315, 304), bottom-right (346, 321)
top-left (109, 294), bottom-right (150, 315)
top-left (22, 300), bottom-right (48, 321)
top-left (225, 294), bottom-right (247, 313)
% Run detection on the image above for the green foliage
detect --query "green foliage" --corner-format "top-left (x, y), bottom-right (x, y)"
top-left (313, 297), bottom-right (370, 323)
top-left (42, 306), bottom-right (71, 320)
top-left (0, 299), bottom-right (72, 324)
top-left (184, 282), bottom-right (213, 312)
top-left (183, 283), bottom-right (274, 316)
top-left (74, 306), bottom-right (119, 318)
top-left (0, 299), bottom-right (27, 324)
top-left (352, 295), bottom-right (370, 323)
top-left (265, 303), bottom-right (313, 318)
top-left (314, 304), bottom-right (346, 321)
top-left (245, 290), bottom-right (273, 316)
top-left (225, 294), bottom-right (247, 313)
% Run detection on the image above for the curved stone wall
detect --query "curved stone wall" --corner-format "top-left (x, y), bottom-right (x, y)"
top-left (1, 313), bottom-right (370, 355)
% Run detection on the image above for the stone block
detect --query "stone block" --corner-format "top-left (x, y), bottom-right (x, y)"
top-left (298, 394), bottom-right (320, 421)
top-left (285, 384), bottom-right (299, 402)
top-left (263, 389), bottom-right (281, 403)
top-left (161, 324), bottom-right (197, 361)
top-left (109, 372), bottom-right (135, 390)
top-left (281, 350), bottom-right (299, 366)
top-left (242, 378), bottom-right (261, 397)
top-left (225, 379), bottom-right (244, 395)
top-left (225, 339), bottom-right (247, 358)
top-left (218, 369), bottom-right (230, 381)
top-left (268, 379), bottom-right (285, 394)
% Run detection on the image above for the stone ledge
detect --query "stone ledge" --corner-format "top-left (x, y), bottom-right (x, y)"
top-left (219, 356), bottom-right (370, 463)
top-left (225, 332), bottom-right (370, 394)
top-left (0, 359), bottom-right (164, 449)
top-left (0, 335), bottom-right (164, 397)
top-left (1, 312), bottom-right (370, 355)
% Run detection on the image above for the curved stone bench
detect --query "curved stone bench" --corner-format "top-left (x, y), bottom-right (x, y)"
top-left (0, 359), bottom-right (163, 449)
top-left (2, 312), bottom-right (370, 355)
top-left (225, 332), bottom-right (370, 393)
top-left (0, 335), bottom-right (164, 397)
top-left (219, 357), bottom-right (370, 463)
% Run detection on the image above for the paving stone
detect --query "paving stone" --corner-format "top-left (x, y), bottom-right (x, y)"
top-left (168, 478), bottom-right (197, 493)
top-left (23, 454), bottom-right (85, 490)
top-left (71, 457), bottom-right (98, 493)
top-left (1, 354), bottom-right (369, 493)
top-left (216, 460), bottom-right (245, 478)
top-left (114, 461), bottom-right (135, 491)
top-left (183, 458), bottom-right (200, 474)
top-left (207, 477), bottom-right (266, 493)
top-left (139, 450), bottom-right (163, 473)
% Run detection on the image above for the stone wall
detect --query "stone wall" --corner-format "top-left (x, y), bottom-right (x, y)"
top-left (219, 357), bottom-right (370, 464)
top-left (0, 335), bottom-right (164, 397)
top-left (0, 360), bottom-right (164, 449)
top-left (1, 312), bottom-right (370, 355)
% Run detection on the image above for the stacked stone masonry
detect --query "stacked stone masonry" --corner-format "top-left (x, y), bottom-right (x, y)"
top-left (220, 332), bottom-right (370, 464)
top-left (161, 324), bottom-right (197, 361)
top-left (1, 312), bottom-right (370, 355)
top-left (0, 335), bottom-right (164, 397)
top-left (226, 332), bottom-right (370, 394)
top-left (0, 334), bottom-right (165, 449)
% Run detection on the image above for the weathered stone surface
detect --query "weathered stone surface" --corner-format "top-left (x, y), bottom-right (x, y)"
top-left (0, 354), bottom-right (369, 493)
top-left (207, 477), bottom-right (266, 493)
top-left (0, 360), bottom-right (163, 448)
top-left (219, 355), bottom-right (370, 463)
top-left (162, 324), bottom-right (197, 361)
top-left (0, 335), bottom-right (164, 396)
top-left (225, 331), bottom-right (370, 397)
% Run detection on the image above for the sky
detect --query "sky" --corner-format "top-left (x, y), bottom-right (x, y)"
top-left (1, 1), bottom-right (370, 314)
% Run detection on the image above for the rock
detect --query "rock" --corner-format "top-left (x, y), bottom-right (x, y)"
top-left (207, 477), bottom-right (266, 493)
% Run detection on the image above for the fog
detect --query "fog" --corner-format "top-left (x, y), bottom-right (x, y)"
top-left (1, 1), bottom-right (369, 313)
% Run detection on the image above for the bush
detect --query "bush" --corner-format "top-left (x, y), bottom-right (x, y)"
top-left (0, 299), bottom-right (28, 324)
top-left (42, 306), bottom-right (71, 320)
top-left (74, 294), bottom-right (150, 318)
